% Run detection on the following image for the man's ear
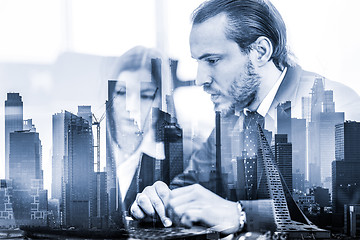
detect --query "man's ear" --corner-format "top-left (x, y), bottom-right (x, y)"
top-left (250, 36), bottom-right (273, 67)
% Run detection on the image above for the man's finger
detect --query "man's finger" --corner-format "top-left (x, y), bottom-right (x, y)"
top-left (136, 192), bottom-right (155, 216)
top-left (130, 201), bottom-right (146, 219)
top-left (180, 208), bottom-right (202, 227)
top-left (154, 181), bottom-right (170, 204)
top-left (171, 200), bottom-right (203, 219)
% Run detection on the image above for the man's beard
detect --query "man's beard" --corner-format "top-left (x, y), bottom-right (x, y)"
top-left (229, 61), bottom-right (260, 110)
top-left (206, 60), bottom-right (261, 116)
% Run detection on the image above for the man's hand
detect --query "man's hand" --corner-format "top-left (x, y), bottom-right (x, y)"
top-left (131, 182), bottom-right (241, 234)
top-left (130, 181), bottom-right (173, 227)
top-left (168, 184), bottom-right (240, 235)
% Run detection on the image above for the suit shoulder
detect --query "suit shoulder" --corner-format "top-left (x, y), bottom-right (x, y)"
top-left (301, 68), bottom-right (360, 121)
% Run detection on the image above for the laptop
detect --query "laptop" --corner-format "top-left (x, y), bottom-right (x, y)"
top-left (21, 211), bottom-right (219, 239)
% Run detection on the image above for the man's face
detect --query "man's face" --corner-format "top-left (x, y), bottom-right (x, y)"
top-left (190, 13), bottom-right (260, 115)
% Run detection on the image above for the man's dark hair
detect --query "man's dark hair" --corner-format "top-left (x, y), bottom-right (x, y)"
top-left (192, 0), bottom-right (292, 71)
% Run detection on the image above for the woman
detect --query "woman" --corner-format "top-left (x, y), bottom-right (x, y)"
top-left (107, 46), bottom-right (166, 213)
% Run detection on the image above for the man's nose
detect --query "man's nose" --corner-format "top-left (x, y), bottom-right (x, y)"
top-left (195, 64), bottom-right (212, 86)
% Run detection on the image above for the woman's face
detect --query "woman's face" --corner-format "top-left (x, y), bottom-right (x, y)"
top-left (112, 68), bottom-right (159, 141)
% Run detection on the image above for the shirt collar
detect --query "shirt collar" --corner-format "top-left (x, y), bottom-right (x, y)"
top-left (255, 67), bottom-right (287, 117)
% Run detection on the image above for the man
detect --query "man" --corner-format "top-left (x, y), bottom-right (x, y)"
top-left (130, 0), bottom-right (360, 235)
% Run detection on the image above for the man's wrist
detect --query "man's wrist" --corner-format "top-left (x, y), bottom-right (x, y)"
top-left (236, 201), bottom-right (247, 233)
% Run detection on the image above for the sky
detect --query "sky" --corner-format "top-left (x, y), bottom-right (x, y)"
top-left (1, 0), bottom-right (360, 196)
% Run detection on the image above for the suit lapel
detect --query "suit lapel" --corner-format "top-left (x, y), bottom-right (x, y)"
top-left (264, 66), bottom-right (302, 132)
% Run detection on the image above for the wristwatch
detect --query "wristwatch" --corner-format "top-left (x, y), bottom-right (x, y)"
top-left (236, 201), bottom-right (247, 232)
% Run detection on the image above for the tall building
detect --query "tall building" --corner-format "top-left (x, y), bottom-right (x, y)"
top-left (5, 93), bottom-right (23, 179)
top-left (63, 112), bottom-right (94, 228)
top-left (52, 111), bottom-right (71, 200)
top-left (9, 130), bottom-right (42, 190)
top-left (216, 111), bottom-right (223, 197)
top-left (53, 108), bottom-right (93, 201)
top-left (8, 125), bottom-right (48, 226)
top-left (277, 101), bottom-right (292, 142)
top-left (291, 118), bottom-right (306, 176)
top-left (78, 105), bottom-right (108, 228)
top-left (332, 121), bottom-right (360, 228)
top-left (335, 121), bottom-right (360, 162)
top-left (106, 80), bottom-right (117, 216)
top-left (153, 108), bottom-right (184, 186)
top-left (256, 125), bottom-right (329, 238)
top-left (308, 77), bottom-right (324, 186)
top-left (164, 124), bottom-right (184, 184)
top-left (319, 110), bottom-right (344, 190)
top-left (52, 111), bottom-right (94, 228)
top-left (308, 78), bottom-right (344, 188)
top-left (273, 134), bottom-right (293, 193)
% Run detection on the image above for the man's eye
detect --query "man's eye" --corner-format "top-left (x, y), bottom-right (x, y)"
top-left (206, 58), bottom-right (219, 65)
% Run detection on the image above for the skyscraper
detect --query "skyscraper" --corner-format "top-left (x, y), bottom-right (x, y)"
top-left (277, 101), bottom-right (306, 184)
top-left (153, 108), bottom-right (184, 186)
top-left (9, 130), bottom-right (42, 190)
top-left (335, 121), bottom-right (360, 162)
top-left (256, 125), bottom-right (329, 238)
top-left (332, 121), bottom-right (360, 228)
top-left (308, 78), bottom-right (344, 188)
top-left (277, 101), bottom-right (292, 142)
top-left (106, 80), bottom-right (117, 215)
top-left (5, 93), bottom-right (23, 179)
top-left (291, 118), bottom-right (306, 176)
top-left (52, 111), bottom-right (71, 200)
top-left (62, 112), bottom-right (93, 228)
top-left (308, 77), bottom-right (324, 186)
top-left (8, 125), bottom-right (48, 226)
top-left (273, 134), bottom-right (293, 193)
top-left (319, 109), bottom-right (344, 190)
top-left (164, 124), bottom-right (184, 185)
top-left (52, 111), bottom-right (94, 228)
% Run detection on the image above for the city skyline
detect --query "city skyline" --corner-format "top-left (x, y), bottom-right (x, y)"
top-left (1, 77), bottom-right (360, 235)
top-left (2, 1), bottom-right (360, 192)
top-left (1, 1), bottom-right (360, 237)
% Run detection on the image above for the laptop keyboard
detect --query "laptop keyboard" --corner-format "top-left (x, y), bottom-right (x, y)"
top-left (128, 226), bottom-right (217, 240)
